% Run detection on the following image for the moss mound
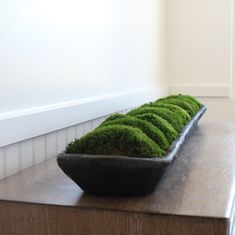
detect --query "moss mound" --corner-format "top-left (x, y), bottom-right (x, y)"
top-left (128, 107), bottom-right (183, 132)
top-left (166, 97), bottom-right (200, 113)
top-left (141, 103), bottom-right (191, 125)
top-left (181, 98), bottom-right (199, 113)
top-left (102, 113), bottom-right (124, 124)
top-left (167, 94), bottom-right (202, 109)
top-left (156, 98), bottom-right (197, 117)
top-left (66, 125), bottom-right (165, 158)
top-left (101, 116), bottom-right (169, 150)
top-left (136, 113), bottom-right (178, 144)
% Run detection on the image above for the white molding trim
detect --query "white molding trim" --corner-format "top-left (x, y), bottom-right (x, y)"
top-left (0, 87), bottom-right (167, 148)
top-left (169, 85), bottom-right (230, 97)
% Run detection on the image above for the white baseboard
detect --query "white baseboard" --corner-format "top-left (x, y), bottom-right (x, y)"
top-left (0, 87), bottom-right (167, 148)
top-left (169, 85), bottom-right (230, 97)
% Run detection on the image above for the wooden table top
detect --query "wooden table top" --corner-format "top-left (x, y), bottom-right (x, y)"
top-left (1, 122), bottom-right (235, 220)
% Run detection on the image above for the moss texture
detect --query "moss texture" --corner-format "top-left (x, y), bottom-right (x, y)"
top-left (135, 113), bottom-right (178, 144)
top-left (141, 102), bottom-right (191, 125)
top-left (65, 94), bottom-right (203, 158)
top-left (102, 113), bottom-right (124, 123)
top-left (156, 98), bottom-right (197, 117)
top-left (128, 107), bottom-right (184, 132)
top-left (170, 97), bottom-right (199, 113)
top-left (65, 124), bottom-right (165, 158)
top-left (101, 116), bottom-right (169, 150)
top-left (167, 94), bottom-right (202, 109)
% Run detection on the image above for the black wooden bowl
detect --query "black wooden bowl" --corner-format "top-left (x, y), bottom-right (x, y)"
top-left (57, 106), bottom-right (206, 196)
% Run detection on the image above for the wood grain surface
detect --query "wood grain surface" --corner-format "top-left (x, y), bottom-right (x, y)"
top-left (1, 122), bottom-right (235, 234)
top-left (0, 201), bottom-right (228, 235)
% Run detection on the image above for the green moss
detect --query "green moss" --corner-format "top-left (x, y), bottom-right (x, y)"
top-left (101, 116), bottom-right (169, 150)
top-left (181, 98), bottom-right (199, 112)
top-left (65, 94), bottom-right (204, 158)
top-left (156, 98), bottom-right (197, 117)
top-left (136, 113), bottom-right (178, 144)
top-left (167, 96), bottom-right (200, 113)
top-left (102, 113), bottom-right (124, 123)
top-left (167, 94), bottom-right (202, 109)
top-left (128, 107), bottom-right (183, 132)
top-left (65, 124), bottom-right (165, 158)
top-left (141, 103), bottom-right (191, 125)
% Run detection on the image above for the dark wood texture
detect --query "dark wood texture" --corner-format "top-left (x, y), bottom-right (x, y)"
top-left (0, 201), bottom-right (228, 235)
top-left (0, 122), bottom-right (235, 234)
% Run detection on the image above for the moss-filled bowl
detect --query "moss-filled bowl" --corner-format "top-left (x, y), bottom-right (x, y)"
top-left (57, 106), bottom-right (206, 196)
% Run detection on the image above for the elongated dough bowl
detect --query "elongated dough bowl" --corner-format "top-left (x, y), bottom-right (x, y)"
top-left (57, 106), bottom-right (206, 196)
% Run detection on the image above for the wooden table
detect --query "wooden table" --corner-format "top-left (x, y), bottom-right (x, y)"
top-left (1, 122), bottom-right (235, 235)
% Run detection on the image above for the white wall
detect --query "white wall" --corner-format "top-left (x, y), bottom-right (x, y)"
top-left (0, 0), bottom-right (167, 113)
top-left (166, 0), bottom-right (235, 121)
top-left (167, 0), bottom-right (233, 96)
top-left (0, 0), bottom-right (168, 147)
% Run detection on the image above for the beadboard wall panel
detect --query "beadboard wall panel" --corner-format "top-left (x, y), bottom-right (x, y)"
top-left (21, 140), bottom-right (33, 170)
top-left (46, 132), bottom-right (57, 160)
top-left (34, 136), bottom-right (46, 165)
top-left (0, 150), bottom-right (3, 179)
top-left (0, 110), bottom-right (131, 180)
top-left (56, 129), bottom-right (67, 156)
top-left (5, 144), bottom-right (19, 177)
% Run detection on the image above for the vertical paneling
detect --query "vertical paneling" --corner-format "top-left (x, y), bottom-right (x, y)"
top-left (67, 126), bottom-right (76, 144)
top-left (2, 149), bottom-right (7, 178)
top-left (34, 136), bottom-right (45, 164)
top-left (0, 110), bottom-right (128, 179)
top-left (21, 139), bottom-right (33, 170)
top-left (56, 129), bottom-right (67, 155)
top-left (5, 144), bottom-right (19, 177)
top-left (46, 132), bottom-right (57, 160)
top-left (83, 121), bottom-right (93, 136)
top-left (18, 143), bottom-right (22, 170)
top-left (75, 123), bottom-right (84, 139)
top-left (0, 149), bottom-right (3, 179)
